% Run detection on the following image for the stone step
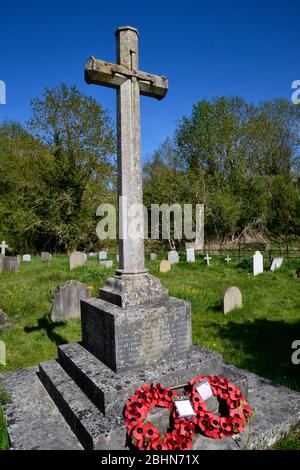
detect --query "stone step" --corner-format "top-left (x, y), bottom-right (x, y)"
top-left (0, 366), bottom-right (83, 450)
top-left (38, 360), bottom-right (123, 450)
top-left (58, 342), bottom-right (224, 417)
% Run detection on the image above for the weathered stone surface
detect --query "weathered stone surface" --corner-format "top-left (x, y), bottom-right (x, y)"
top-left (99, 260), bottom-right (113, 268)
top-left (168, 250), bottom-right (179, 264)
top-left (41, 252), bottom-right (52, 263)
top-left (159, 260), bottom-right (171, 273)
top-left (0, 367), bottom-right (83, 450)
top-left (58, 342), bottom-right (224, 417)
top-left (50, 280), bottom-right (91, 322)
top-left (222, 286), bottom-right (243, 314)
top-left (0, 308), bottom-right (13, 330)
top-left (81, 296), bottom-right (192, 373)
top-left (69, 251), bottom-right (87, 270)
top-left (150, 253), bottom-right (157, 261)
top-left (270, 257), bottom-right (283, 272)
top-left (186, 248), bottom-right (195, 263)
top-left (99, 251), bottom-right (107, 260)
top-left (253, 251), bottom-right (263, 276)
top-left (99, 271), bottom-right (168, 308)
top-left (22, 254), bottom-right (31, 262)
top-left (0, 255), bottom-right (20, 273)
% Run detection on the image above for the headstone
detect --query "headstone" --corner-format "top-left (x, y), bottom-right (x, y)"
top-left (159, 260), bottom-right (171, 273)
top-left (100, 260), bottom-right (113, 268)
top-left (0, 255), bottom-right (20, 273)
top-left (204, 254), bottom-right (212, 266)
top-left (41, 252), bottom-right (52, 263)
top-left (225, 255), bottom-right (231, 263)
top-left (186, 248), bottom-right (195, 263)
top-left (22, 254), bottom-right (31, 262)
top-left (150, 253), bottom-right (157, 261)
top-left (222, 286), bottom-right (243, 314)
top-left (0, 241), bottom-right (8, 256)
top-left (253, 251), bottom-right (263, 276)
top-left (99, 251), bottom-right (108, 260)
top-left (270, 257), bottom-right (283, 272)
top-left (168, 250), bottom-right (179, 264)
top-left (50, 280), bottom-right (91, 322)
top-left (0, 309), bottom-right (13, 330)
top-left (88, 252), bottom-right (97, 258)
top-left (69, 251), bottom-right (87, 270)
top-left (0, 340), bottom-right (6, 365)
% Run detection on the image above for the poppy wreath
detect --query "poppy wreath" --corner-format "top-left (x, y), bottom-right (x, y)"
top-left (186, 375), bottom-right (253, 439)
top-left (124, 383), bottom-right (196, 450)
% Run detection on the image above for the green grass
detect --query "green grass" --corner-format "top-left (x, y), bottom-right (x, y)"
top-left (0, 254), bottom-right (300, 449)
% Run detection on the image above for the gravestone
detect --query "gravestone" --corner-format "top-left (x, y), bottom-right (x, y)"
top-left (0, 309), bottom-right (13, 330)
top-left (159, 260), bottom-right (171, 273)
top-left (168, 250), bottom-right (179, 264)
top-left (0, 255), bottom-right (20, 273)
top-left (0, 241), bottom-right (8, 256)
top-left (88, 252), bottom-right (97, 258)
top-left (0, 340), bottom-right (5, 365)
top-left (225, 255), bottom-right (231, 263)
top-left (150, 253), bottom-right (157, 261)
top-left (99, 251), bottom-right (108, 260)
top-left (50, 281), bottom-right (91, 323)
top-left (222, 286), bottom-right (243, 314)
top-left (69, 251), bottom-right (87, 270)
top-left (41, 252), bottom-right (52, 263)
top-left (253, 251), bottom-right (263, 276)
top-left (116, 253), bottom-right (119, 262)
top-left (23, 254), bottom-right (31, 262)
top-left (186, 248), bottom-right (195, 263)
top-left (204, 254), bottom-right (212, 266)
top-left (270, 257), bottom-right (283, 272)
top-left (100, 260), bottom-right (113, 268)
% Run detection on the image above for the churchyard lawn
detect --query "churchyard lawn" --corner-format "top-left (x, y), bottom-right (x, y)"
top-left (0, 254), bottom-right (299, 449)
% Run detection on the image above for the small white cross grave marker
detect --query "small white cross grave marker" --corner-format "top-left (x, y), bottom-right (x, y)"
top-left (225, 255), bottom-right (232, 263)
top-left (0, 241), bottom-right (8, 256)
top-left (204, 254), bottom-right (212, 266)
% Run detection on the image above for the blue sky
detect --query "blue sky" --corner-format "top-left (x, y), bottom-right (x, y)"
top-left (0, 0), bottom-right (299, 160)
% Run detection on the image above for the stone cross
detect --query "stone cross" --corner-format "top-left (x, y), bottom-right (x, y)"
top-left (0, 241), bottom-right (8, 256)
top-left (85, 26), bottom-right (168, 274)
top-left (204, 254), bottom-right (212, 266)
top-left (225, 255), bottom-right (231, 263)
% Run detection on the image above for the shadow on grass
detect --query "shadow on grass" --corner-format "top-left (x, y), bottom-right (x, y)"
top-left (24, 316), bottom-right (68, 346)
top-left (213, 318), bottom-right (300, 391)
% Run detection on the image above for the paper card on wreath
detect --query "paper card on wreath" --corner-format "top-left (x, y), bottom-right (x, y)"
top-left (173, 396), bottom-right (196, 418)
top-left (194, 379), bottom-right (219, 412)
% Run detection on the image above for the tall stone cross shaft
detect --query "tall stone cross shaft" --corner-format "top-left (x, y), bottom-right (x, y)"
top-left (85, 26), bottom-right (168, 274)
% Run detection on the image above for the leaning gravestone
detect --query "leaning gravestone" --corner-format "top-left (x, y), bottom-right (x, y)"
top-left (41, 252), bottom-right (52, 263)
top-left (222, 286), bottom-right (243, 314)
top-left (99, 251), bottom-right (108, 260)
top-left (253, 251), bottom-right (263, 276)
top-left (22, 254), bottom-right (31, 262)
top-left (168, 250), bottom-right (179, 264)
top-left (69, 251), bottom-right (87, 270)
top-left (150, 253), bottom-right (157, 261)
top-left (50, 281), bottom-right (91, 323)
top-left (270, 257), bottom-right (283, 272)
top-left (186, 248), bottom-right (195, 263)
top-left (159, 260), bottom-right (171, 273)
top-left (100, 260), bottom-right (113, 268)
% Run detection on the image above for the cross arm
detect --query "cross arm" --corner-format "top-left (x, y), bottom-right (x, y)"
top-left (85, 56), bottom-right (168, 100)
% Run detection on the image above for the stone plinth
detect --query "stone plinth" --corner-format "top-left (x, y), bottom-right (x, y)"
top-left (81, 296), bottom-right (192, 373)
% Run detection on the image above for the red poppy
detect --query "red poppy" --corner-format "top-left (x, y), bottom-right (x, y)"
top-left (205, 424), bottom-right (221, 439)
top-left (191, 391), bottom-right (204, 407)
top-left (218, 377), bottom-right (228, 389)
top-left (151, 439), bottom-right (169, 450)
top-left (241, 403), bottom-right (252, 418)
top-left (218, 387), bottom-right (229, 399)
top-left (125, 416), bottom-right (140, 433)
top-left (230, 408), bottom-right (246, 424)
top-left (165, 430), bottom-right (181, 449)
top-left (189, 375), bottom-right (205, 386)
top-left (209, 416), bottom-right (221, 428)
top-left (181, 435), bottom-right (194, 449)
top-left (219, 417), bottom-right (232, 432)
top-left (132, 424), bottom-right (148, 440)
top-left (144, 423), bottom-right (160, 440)
top-left (231, 417), bottom-right (245, 433)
